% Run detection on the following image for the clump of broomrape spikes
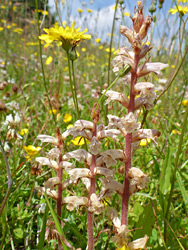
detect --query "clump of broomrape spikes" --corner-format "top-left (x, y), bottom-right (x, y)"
top-left (35, 2), bottom-right (168, 249)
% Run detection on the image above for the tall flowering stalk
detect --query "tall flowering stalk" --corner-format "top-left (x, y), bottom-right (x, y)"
top-left (103, 1), bottom-right (168, 247)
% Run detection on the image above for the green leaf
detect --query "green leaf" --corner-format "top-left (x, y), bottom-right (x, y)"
top-left (133, 201), bottom-right (156, 240)
top-left (159, 147), bottom-right (172, 195)
top-left (176, 171), bottom-right (188, 214)
top-left (13, 228), bottom-right (24, 239)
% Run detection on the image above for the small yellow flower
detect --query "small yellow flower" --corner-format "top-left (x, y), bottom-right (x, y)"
top-left (67, 124), bottom-right (74, 129)
top-left (77, 8), bottom-right (83, 13)
top-left (7, 25), bottom-right (11, 29)
top-left (105, 48), bottom-right (115, 52)
top-left (13, 28), bottom-right (23, 34)
top-left (19, 129), bottom-right (28, 136)
top-left (49, 109), bottom-right (57, 115)
top-left (61, 1), bottom-right (66, 3)
top-left (172, 129), bottom-right (181, 135)
top-left (41, 10), bottom-right (48, 15)
top-left (23, 145), bottom-right (41, 156)
top-left (45, 56), bottom-right (53, 65)
top-left (1, 5), bottom-right (6, 9)
top-left (117, 246), bottom-right (129, 250)
top-left (95, 38), bottom-right (101, 43)
top-left (182, 99), bottom-right (188, 106)
top-left (81, 47), bottom-right (86, 52)
top-left (12, 6), bottom-right (17, 11)
top-left (63, 113), bottom-right (72, 123)
top-left (0, 27), bottom-right (3, 31)
top-left (171, 65), bottom-right (175, 68)
top-left (1, 19), bottom-right (7, 23)
top-left (140, 138), bottom-right (151, 146)
top-left (87, 9), bottom-right (93, 13)
top-left (71, 137), bottom-right (89, 145)
top-left (99, 45), bottom-right (103, 49)
top-left (124, 12), bottom-right (130, 16)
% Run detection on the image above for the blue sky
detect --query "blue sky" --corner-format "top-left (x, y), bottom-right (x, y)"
top-left (47, 0), bottom-right (185, 48)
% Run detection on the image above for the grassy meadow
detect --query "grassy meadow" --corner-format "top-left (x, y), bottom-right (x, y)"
top-left (0, 0), bottom-right (188, 249)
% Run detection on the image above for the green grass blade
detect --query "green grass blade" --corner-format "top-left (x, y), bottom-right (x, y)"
top-left (176, 171), bottom-right (188, 214)
top-left (37, 204), bottom-right (49, 250)
top-left (44, 193), bottom-right (69, 250)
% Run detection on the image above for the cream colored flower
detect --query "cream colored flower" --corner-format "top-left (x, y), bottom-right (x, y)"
top-left (89, 137), bottom-right (101, 155)
top-left (44, 177), bottom-right (60, 190)
top-left (88, 193), bottom-right (104, 214)
top-left (97, 128), bottom-right (121, 141)
top-left (98, 149), bottom-right (126, 168)
top-left (37, 187), bottom-right (58, 200)
top-left (103, 90), bottom-right (129, 108)
top-left (74, 119), bottom-right (94, 130)
top-left (94, 167), bottom-right (114, 177)
top-left (63, 149), bottom-right (92, 165)
top-left (128, 167), bottom-right (150, 194)
top-left (128, 235), bottom-right (149, 250)
top-left (68, 168), bottom-right (90, 181)
top-left (62, 196), bottom-right (88, 211)
top-left (37, 134), bottom-right (58, 145)
top-left (36, 157), bottom-right (59, 170)
top-left (121, 112), bottom-right (141, 133)
top-left (47, 148), bottom-right (60, 160)
top-left (137, 62), bottom-right (168, 77)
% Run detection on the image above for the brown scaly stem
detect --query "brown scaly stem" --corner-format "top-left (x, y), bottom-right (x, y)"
top-left (121, 54), bottom-right (139, 225)
top-left (88, 113), bottom-right (97, 250)
top-left (56, 128), bottom-right (64, 249)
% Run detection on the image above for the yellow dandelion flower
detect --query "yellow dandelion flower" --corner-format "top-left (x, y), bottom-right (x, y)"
top-left (83, 73), bottom-right (86, 77)
top-left (0, 27), bottom-right (3, 31)
top-left (95, 38), bottom-right (101, 43)
top-left (12, 6), bottom-right (17, 11)
top-left (49, 109), bottom-right (57, 115)
top-left (87, 9), bottom-right (93, 13)
top-left (182, 99), bottom-right (188, 106)
top-left (63, 113), bottom-right (72, 123)
top-left (45, 56), bottom-right (53, 65)
top-left (169, 5), bottom-right (188, 15)
top-left (7, 25), bottom-right (11, 29)
top-left (1, 6), bottom-right (6, 9)
top-left (77, 8), bottom-right (83, 13)
top-left (19, 129), bottom-right (28, 136)
top-left (81, 47), bottom-right (86, 52)
top-left (99, 45), bottom-right (103, 49)
top-left (124, 12), bottom-right (130, 16)
top-left (12, 23), bottom-right (17, 26)
top-left (140, 138), bottom-right (151, 146)
top-left (171, 65), bottom-right (175, 68)
top-left (39, 21), bottom-right (91, 51)
top-left (23, 145), bottom-right (41, 156)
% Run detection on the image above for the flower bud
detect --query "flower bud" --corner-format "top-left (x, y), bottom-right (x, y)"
top-left (149, 3), bottom-right (156, 14)
top-left (139, 16), bottom-right (153, 40)
top-left (118, 64), bottom-right (131, 77)
top-left (70, 47), bottom-right (78, 61)
top-left (131, 5), bottom-right (144, 33)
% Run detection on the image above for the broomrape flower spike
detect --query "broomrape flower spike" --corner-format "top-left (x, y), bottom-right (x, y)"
top-left (39, 21), bottom-right (91, 51)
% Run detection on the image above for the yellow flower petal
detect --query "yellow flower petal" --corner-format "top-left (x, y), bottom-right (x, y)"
top-left (63, 113), bottom-right (72, 123)
top-left (45, 56), bottom-right (53, 65)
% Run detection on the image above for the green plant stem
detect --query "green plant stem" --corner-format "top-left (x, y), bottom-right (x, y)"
top-left (66, 51), bottom-right (78, 118)
top-left (35, 0), bottom-right (56, 126)
top-left (105, 0), bottom-right (119, 124)
top-left (71, 60), bottom-right (80, 119)
top-left (164, 102), bottom-right (188, 241)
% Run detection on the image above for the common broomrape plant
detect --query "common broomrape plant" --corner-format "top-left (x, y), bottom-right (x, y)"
top-left (102, 1), bottom-right (168, 248)
top-left (35, 1), bottom-right (168, 249)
